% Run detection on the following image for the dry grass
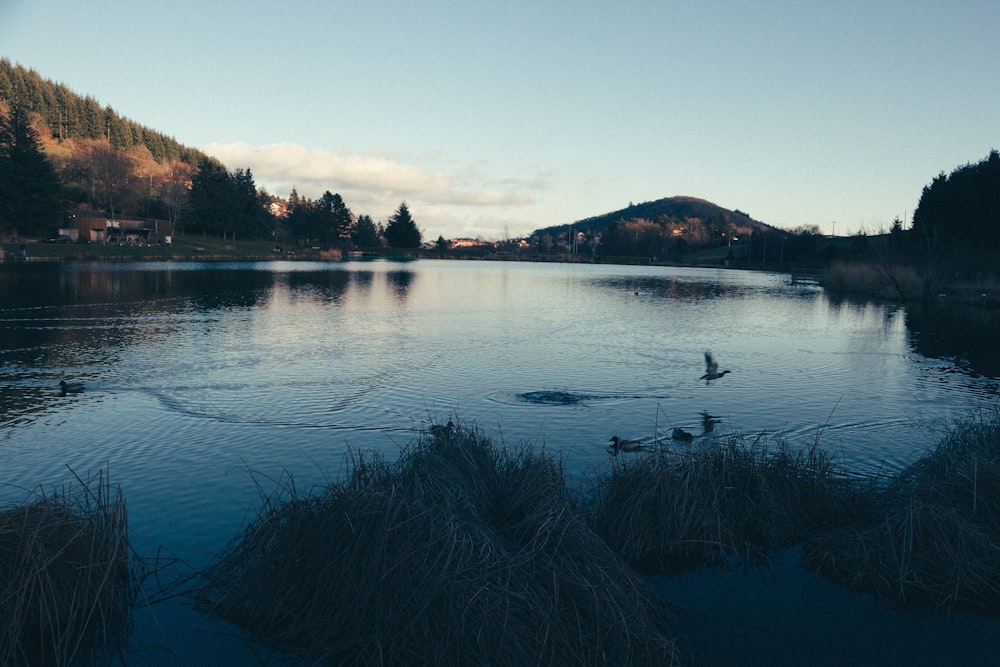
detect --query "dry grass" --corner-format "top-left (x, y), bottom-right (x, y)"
top-left (196, 424), bottom-right (680, 666)
top-left (587, 433), bottom-right (878, 573)
top-left (0, 470), bottom-right (137, 666)
top-left (824, 260), bottom-right (926, 300)
top-left (803, 410), bottom-right (1000, 612)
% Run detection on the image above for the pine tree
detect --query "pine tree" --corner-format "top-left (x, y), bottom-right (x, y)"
top-left (0, 104), bottom-right (64, 237)
top-left (384, 202), bottom-right (421, 248)
top-left (351, 214), bottom-right (380, 249)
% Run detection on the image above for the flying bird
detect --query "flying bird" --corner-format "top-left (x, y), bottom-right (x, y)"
top-left (700, 351), bottom-right (730, 383)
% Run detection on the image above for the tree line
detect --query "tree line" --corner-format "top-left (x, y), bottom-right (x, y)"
top-left (0, 63), bottom-right (422, 248)
top-left (0, 59), bottom-right (203, 164)
top-left (910, 149), bottom-right (1000, 261)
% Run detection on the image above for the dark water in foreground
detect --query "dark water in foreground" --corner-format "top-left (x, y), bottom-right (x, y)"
top-left (1, 259), bottom-right (998, 664)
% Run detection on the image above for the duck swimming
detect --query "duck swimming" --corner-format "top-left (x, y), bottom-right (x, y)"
top-left (671, 427), bottom-right (694, 443)
top-left (608, 436), bottom-right (645, 455)
top-left (429, 421), bottom-right (455, 440)
top-left (59, 380), bottom-right (85, 396)
top-left (700, 351), bottom-right (730, 382)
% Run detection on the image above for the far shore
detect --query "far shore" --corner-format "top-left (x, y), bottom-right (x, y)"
top-left (5, 236), bottom-right (997, 306)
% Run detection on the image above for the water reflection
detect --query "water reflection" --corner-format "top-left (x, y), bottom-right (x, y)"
top-left (285, 270), bottom-right (351, 304)
top-left (386, 269), bottom-right (416, 300)
top-left (0, 262), bottom-right (275, 311)
top-left (824, 290), bottom-right (1000, 383)
top-left (905, 301), bottom-right (1000, 380)
top-left (3, 260), bottom-right (998, 464)
top-left (3, 259), bottom-right (1000, 665)
top-left (593, 267), bottom-right (805, 303)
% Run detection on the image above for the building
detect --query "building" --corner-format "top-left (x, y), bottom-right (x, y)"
top-left (75, 217), bottom-right (159, 244)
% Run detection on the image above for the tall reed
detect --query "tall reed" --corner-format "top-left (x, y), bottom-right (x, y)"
top-left (197, 424), bottom-right (680, 665)
top-left (0, 470), bottom-right (137, 666)
top-left (804, 409), bottom-right (1000, 612)
top-left (588, 433), bottom-right (877, 572)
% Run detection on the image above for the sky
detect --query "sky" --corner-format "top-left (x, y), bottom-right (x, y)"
top-left (2, 1), bottom-right (998, 242)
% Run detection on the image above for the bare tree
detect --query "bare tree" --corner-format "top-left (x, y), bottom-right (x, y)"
top-left (79, 139), bottom-right (134, 219)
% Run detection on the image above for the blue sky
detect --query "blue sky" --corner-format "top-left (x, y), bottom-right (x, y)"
top-left (3, 1), bottom-right (998, 241)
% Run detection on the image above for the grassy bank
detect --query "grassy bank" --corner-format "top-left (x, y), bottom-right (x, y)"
top-left (824, 259), bottom-right (1000, 304)
top-left (3, 414), bottom-right (998, 664)
top-left (587, 434), bottom-right (880, 573)
top-left (2, 234), bottom-right (284, 262)
top-left (192, 412), bottom-right (999, 662)
top-left (804, 409), bottom-right (1000, 612)
top-left (0, 470), bottom-right (139, 666)
top-left (196, 426), bottom-right (681, 666)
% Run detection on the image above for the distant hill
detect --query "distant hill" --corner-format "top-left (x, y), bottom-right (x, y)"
top-left (533, 196), bottom-right (777, 238)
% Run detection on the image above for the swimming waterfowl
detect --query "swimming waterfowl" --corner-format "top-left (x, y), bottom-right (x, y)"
top-left (430, 421), bottom-right (455, 439)
top-left (59, 380), bottom-right (85, 396)
top-left (699, 351), bottom-right (730, 382)
top-left (607, 436), bottom-right (645, 455)
top-left (671, 427), bottom-right (694, 443)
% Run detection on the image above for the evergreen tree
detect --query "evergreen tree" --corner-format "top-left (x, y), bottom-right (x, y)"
top-left (0, 104), bottom-right (64, 237)
top-left (329, 192), bottom-right (353, 244)
top-left (384, 202), bottom-right (421, 248)
top-left (351, 214), bottom-right (380, 249)
top-left (232, 167), bottom-right (269, 240)
top-left (188, 157), bottom-right (234, 236)
top-left (313, 191), bottom-right (340, 245)
top-left (912, 150), bottom-right (1000, 254)
top-left (286, 189), bottom-right (317, 243)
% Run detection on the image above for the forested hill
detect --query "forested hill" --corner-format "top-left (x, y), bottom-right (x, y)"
top-left (534, 196), bottom-right (775, 238)
top-left (0, 58), bottom-right (205, 165)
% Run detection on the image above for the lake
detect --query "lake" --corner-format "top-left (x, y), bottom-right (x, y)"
top-left (2, 258), bottom-right (998, 665)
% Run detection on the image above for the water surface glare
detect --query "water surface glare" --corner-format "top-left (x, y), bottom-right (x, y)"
top-left (1, 259), bottom-right (998, 663)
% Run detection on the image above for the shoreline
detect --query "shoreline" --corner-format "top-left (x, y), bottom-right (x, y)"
top-left (5, 238), bottom-right (997, 306)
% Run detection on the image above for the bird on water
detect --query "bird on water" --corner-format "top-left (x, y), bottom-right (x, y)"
top-left (700, 351), bottom-right (730, 383)
top-left (607, 436), bottom-right (645, 455)
top-left (59, 380), bottom-right (85, 396)
top-left (671, 427), bottom-right (694, 443)
top-left (430, 421), bottom-right (455, 439)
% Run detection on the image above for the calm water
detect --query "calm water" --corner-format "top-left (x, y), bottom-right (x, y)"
top-left (2, 259), bottom-right (998, 664)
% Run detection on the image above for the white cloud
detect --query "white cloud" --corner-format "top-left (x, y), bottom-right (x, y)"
top-left (202, 141), bottom-right (552, 241)
top-left (203, 141), bottom-right (539, 214)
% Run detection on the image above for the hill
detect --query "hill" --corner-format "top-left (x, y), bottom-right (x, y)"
top-left (0, 58), bottom-right (205, 165)
top-left (533, 196), bottom-right (776, 239)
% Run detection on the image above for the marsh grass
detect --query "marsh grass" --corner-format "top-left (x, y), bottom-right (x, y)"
top-left (824, 260), bottom-right (926, 300)
top-left (588, 433), bottom-right (879, 573)
top-left (803, 410), bottom-right (1000, 612)
top-left (196, 424), bottom-right (680, 666)
top-left (0, 470), bottom-right (137, 666)
top-left (194, 410), bottom-right (1000, 665)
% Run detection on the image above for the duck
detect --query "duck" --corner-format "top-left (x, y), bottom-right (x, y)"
top-left (429, 421), bottom-right (455, 439)
top-left (699, 351), bottom-right (731, 382)
top-left (671, 427), bottom-right (694, 443)
top-left (59, 380), bottom-right (85, 396)
top-left (607, 436), bottom-right (645, 455)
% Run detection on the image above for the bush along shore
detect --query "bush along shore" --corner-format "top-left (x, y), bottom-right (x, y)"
top-left (3, 411), bottom-right (999, 664)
